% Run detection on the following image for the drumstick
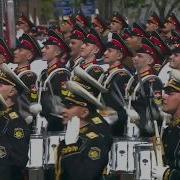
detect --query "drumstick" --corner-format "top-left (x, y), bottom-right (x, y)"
top-left (153, 120), bottom-right (164, 166)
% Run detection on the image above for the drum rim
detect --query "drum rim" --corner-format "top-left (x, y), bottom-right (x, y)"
top-left (134, 143), bottom-right (153, 149)
top-left (46, 131), bottom-right (65, 136)
top-left (112, 137), bottom-right (150, 142)
top-left (30, 134), bottom-right (43, 138)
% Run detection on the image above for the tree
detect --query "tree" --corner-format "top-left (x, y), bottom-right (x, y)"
top-left (153, 0), bottom-right (180, 20)
top-left (41, 0), bottom-right (55, 24)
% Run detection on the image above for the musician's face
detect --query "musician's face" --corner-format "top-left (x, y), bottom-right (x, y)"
top-left (163, 92), bottom-right (180, 114)
top-left (0, 83), bottom-right (16, 100)
top-left (132, 53), bottom-right (153, 70)
top-left (14, 48), bottom-right (33, 64)
top-left (126, 36), bottom-right (142, 50)
top-left (162, 21), bottom-right (175, 33)
top-left (80, 43), bottom-right (98, 59)
top-left (146, 21), bottom-right (158, 32)
top-left (169, 53), bottom-right (180, 69)
top-left (61, 21), bottom-right (73, 33)
top-left (110, 21), bottom-right (123, 33)
top-left (69, 39), bottom-right (83, 57)
top-left (16, 21), bottom-right (30, 33)
top-left (61, 105), bottom-right (89, 124)
top-left (104, 48), bottom-right (123, 65)
top-left (41, 45), bottom-right (60, 62)
top-left (92, 22), bottom-right (103, 34)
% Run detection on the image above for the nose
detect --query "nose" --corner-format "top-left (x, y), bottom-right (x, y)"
top-left (41, 47), bottom-right (46, 53)
top-left (104, 50), bottom-right (108, 56)
top-left (162, 93), bottom-right (168, 100)
top-left (81, 43), bottom-right (86, 50)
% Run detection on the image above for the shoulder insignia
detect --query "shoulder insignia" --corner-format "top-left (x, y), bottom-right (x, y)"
top-left (86, 132), bottom-right (99, 139)
top-left (149, 78), bottom-right (156, 83)
top-left (118, 71), bottom-right (127, 76)
top-left (14, 128), bottom-right (24, 139)
top-left (88, 147), bottom-right (101, 160)
top-left (141, 71), bottom-right (150, 77)
top-left (0, 146), bottom-right (7, 158)
top-left (80, 127), bottom-right (88, 134)
top-left (9, 112), bottom-right (18, 119)
top-left (61, 145), bottom-right (79, 155)
top-left (92, 117), bottom-right (103, 124)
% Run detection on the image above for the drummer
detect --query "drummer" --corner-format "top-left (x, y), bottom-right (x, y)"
top-left (152, 69), bottom-right (180, 180)
top-left (169, 45), bottom-right (180, 70)
top-left (126, 39), bottom-right (163, 137)
top-left (0, 64), bottom-right (30, 180)
top-left (55, 78), bottom-right (112, 180)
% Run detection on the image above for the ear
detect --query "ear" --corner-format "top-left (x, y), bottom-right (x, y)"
top-left (147, 55), bottom-right (154, 65)
top-left (55, 49), bottom-right (61, 57)
top-left (117, 50), bottom-right (123, 60)
top-left (93, 45), bottom-right (100, 55)
top-left (27, 51), bottom-right (34, 61)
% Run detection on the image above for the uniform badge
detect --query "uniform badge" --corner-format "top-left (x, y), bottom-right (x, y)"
top-left (62, 145), bottom-right (79, 155)
top-left (0, 146), bottom-right (7, 158)
top-left (14, 128), bottom-right (24, 139)
top-left (9, 112), bottom-right (18, 119)
top-left (86, 132), bottom-right (99, 139)
top-left (80, 127), bottom-right (88, 134)
top-left (88, 147), bottom-right (101, 160)
top-left (92, 117), bottom-right (102, 124)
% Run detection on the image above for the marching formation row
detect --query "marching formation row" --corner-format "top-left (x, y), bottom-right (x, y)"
top-left (0, 11), bottom-right (180, 180)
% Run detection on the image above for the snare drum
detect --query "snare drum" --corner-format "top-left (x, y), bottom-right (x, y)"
top-left (134, 143), bottom-right (157, 180)
top-left (110, 137), bottom-right (148, 172)
top-left (27, 134), bottom-right (44, 168)
top-left (44, 132), bottom-right (65, 166)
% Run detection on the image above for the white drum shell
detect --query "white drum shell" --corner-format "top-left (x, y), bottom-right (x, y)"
top-left (27, 134), bottom-right (44, 168)
top-left (110, 138), bottom-right (149, 172)
top-left (134, 143), bottom-right (157, 180)
top-left (44, 132), bottom-right (65, 166)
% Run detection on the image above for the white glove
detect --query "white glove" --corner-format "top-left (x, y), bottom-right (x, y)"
top-left (65, 116), bottom-right (80, 145)
top-left (29, 103), bottom-right (42, 115)
top-left (126, 108), bottom-right (140, 122)
top-left (152, 166), bottom-right (169, 180)
top-left (36, 114), bottom-right (48, 134)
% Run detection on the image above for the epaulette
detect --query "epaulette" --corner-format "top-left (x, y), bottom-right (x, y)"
top-left (9, 111), bottom-right (19, 119)
top-left (14, 65), bottom-right (30, 75)
top-left (61, 145), bottom-right (80, 156)
top-left (48, 64), bottom-right (58, 74)
top-left (0, 108), bottom-right (12, 117)
top-left (85, 132), bottom-right (99, 139)
top-left (170, 118), bottom-right (180, 127)
top-left (91, 116), bottom-right (103, 125)
top-left (80, 126), bottom-right (89, 134)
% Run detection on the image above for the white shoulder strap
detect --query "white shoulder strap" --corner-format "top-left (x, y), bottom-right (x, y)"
top-left (132, 75), bottom-right (161, 100)
top-left (18, 70), bottom-right (37, 79)
top-left (43, 68), bottom-right (70, 89)
top-left (104, 68), bottom-right (131, 88)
